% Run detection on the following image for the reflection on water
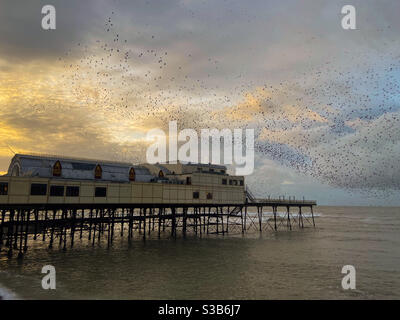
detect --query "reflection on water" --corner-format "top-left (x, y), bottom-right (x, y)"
top-left (0, 206), bottom-right (399, 299)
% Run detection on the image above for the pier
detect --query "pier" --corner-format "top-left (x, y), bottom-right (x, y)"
top-left (0, 199), bottom-right (316, 259)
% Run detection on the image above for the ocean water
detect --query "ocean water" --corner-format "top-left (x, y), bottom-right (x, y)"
top-left (0, 206), bottom-right (399, 299)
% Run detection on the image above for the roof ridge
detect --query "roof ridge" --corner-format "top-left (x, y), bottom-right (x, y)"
top-left (15, 153), bottom-right (134, 166)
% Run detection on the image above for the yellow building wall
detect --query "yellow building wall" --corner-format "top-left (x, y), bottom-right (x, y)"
top-left (0, 176), bottom-right (245, 205)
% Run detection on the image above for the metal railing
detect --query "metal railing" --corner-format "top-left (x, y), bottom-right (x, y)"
top-left (245, 186), bottom-right (316, 205)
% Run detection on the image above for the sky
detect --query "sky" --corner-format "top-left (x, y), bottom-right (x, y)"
top-left (1, 0), bottom-right (400, 205)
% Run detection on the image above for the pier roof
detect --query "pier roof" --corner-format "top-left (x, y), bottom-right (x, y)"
top-left (6, 154), bottom-right (154, 182)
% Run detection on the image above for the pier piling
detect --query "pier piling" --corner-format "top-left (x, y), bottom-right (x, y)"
top-left (0, 199), bottom-right (316, 259)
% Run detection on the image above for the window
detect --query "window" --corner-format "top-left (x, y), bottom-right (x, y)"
top-left (233, 180), bottom-right (238, 186)
top-left (95, 164), bottom-right (102, 179)
top-left (210, 168), bottom-right (214, 172)
top-left (229, 179), bottom-right (233, 185)
top-left (207, 192), bottom-right (213, 199)
top-left (221, 170), bottom-right (226, 174)
top-left (50, 185), bottom-right (64, 197)
top-left (66, 186), bottom-right (79, 197)
top-left (239, 180), bottom-right (244, 186)
top-left (95, 187), bottom-right (107, 197)
top-left (52, 160), bottom-right (62, 177)
top-left (0, 182), bottom-right (8, 195)
top-left (193, 191), bottom-right (199, 199)
top-left (186, 177), bottom-right (192, 185)
top-left (31, 183), bottom-right (47, 196)
top-left (222, 179), bottom-right (227, 185)
top-left (129, 167), bottom-right (135, 181)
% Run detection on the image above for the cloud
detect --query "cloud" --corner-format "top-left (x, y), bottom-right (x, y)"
top-left (1, 0), bottom-right (400, 204)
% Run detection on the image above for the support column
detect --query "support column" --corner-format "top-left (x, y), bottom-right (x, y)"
top-left (23, 210), bottom-right (30, 252)
top-left (71, 209), bottom-right (77, 248)
top-left (17, 210), bottom-right (24, 259)
top-left (182, 207), bottom-right (187, 238)
top-left (14, 209), bottom-right (20, 250)
top-left (244, 206), bottom-right (248, 232)
top-left (286, 206), bottom-right (291, 231)
top-left (299, 206), bottom-right (304, 228)
top-left (143, 208), bottom-right (146, 241)
top-left (311, 206), bottom-right (315, 227)
top-left (80, 209), bottom-right (84, 239)
top-left (158, 207), bottom-right (162, 238)
top-left (42, 210), bottom-right (48, 241)
top-left (0, 209), bottom-right (6, 247)
top-left (120, 208), bottom-right (125, 237)
top-left (7, 210), bottom-right (15, 258)
top-left (33, 209), bottom-right (38, 240)
top-left (49, 210), bottom-right (56, 249)
top-left (171, 207), bottom-right (176, 239)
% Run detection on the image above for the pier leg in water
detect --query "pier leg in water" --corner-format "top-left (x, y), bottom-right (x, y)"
top-left (182, 207), bottom-right (187, 238)
top-left (138, 208), bottom-right (142, 234)
top-left (203, 207), bottom-right (206, 234)
top-left (162, 208), bottom-right (166, 232)
top-left (98, 209), bottom-right (102, 243)
top-left (311, 206), bottom-right (315, 227)
top-left (0, 209), bottom-right (5, 247)
top-left (17, 210), bottom-right (24, 259)
top-left (158, 207), bottom-right (162, 238)
top-left (273, 206), bottom-right (277, 231)
top-left (107, 209), bottom-right (111, 248)
top-left (92, 209), bottom-right (98, 246)
top-left (128, 208), bottom-right (133, 240)
top-left (33, 209), bottom-right (38, 240)
top-left (120, 208), bottom-right (124, 237)
top-left (220, 207), bottom-right (225, 235)
top-left (23, 210), bottom-right (30, 252)
top-left (7, 210), bottom-right (15, 258)
top-left (111, 209), bottom-right (115, 243)
top-left (59, 210), bottom-right (64, 247)
top-left (147, 208), bottom-right (151, 237)
top-left (88, 209), bottom-right (93, 241)
top-left (63, 210), bottom-right (68, 251)
top-left (287, 206), bottom-right (292, 231)
top-left (244, 206), bottom-right (247, 232)
top-left (240, 207), bottom-right (244, 233)
top-left (42, 210), bottom-right (48, 241)
top-left (152, 208), bottom-right (155, 231)
top-left (226, 207), bottom-right (229, 234)
top-left (299, 206), bottom-right (304, 228)
top-left (14, 209), bottom-right (20, 250)
top-left (199, 207), bottom-right (203, 237)
top-left (80, 209), bottom-right (84, 239)
top-left (70, 209), bottom-right (77, 248)
top-left (215, 207), bottom-right (219, 234)
top-left (171, 207), bottom-right (176, 239)
top-left (49, 210), bottom-right (56, 249)
top-left (143, 208), bottom-right (146, 241)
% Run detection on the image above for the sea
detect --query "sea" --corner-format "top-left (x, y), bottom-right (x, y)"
top-left (0, 206), bottom-right (399, 299)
